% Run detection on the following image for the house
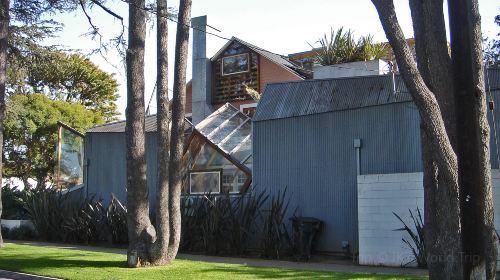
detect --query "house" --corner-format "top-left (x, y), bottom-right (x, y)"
top-left (252, 67), bottom-right (500, 260)
top-left (80, 16), bottom-right (310, 205)
top-left (186, 16), bottom-right (310, 124)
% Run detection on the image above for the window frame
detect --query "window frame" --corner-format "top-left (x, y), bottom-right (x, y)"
top-left (221, 53), bottom-right (250, 76)
top-left (189, 169), bottom-right (222, 195)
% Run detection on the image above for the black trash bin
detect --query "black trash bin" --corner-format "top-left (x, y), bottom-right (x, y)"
top-left (289, 217), bottom-right (322, 261)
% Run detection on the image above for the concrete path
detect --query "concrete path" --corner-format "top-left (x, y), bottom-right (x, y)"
top-left (7, 240), bottom-right (427, 277)
top-left (0, 270), bottom-right (60, 280)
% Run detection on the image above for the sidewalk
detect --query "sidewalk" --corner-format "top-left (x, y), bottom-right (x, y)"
top-left (0, 269), bottom-right (59, 280)
top-left (7, 240), bottom-right (427, 277)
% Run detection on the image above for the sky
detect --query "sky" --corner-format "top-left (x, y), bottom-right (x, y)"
top-left (46, 0), bottom-right (500, 119)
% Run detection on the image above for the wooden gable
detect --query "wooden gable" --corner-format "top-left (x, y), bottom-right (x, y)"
top-left (212, 41), bottom-right (259, 104)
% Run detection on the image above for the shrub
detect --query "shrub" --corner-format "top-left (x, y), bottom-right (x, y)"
top-left (1, 226), bottom-right (9, 238)
top-left (260, 189), bottom-right (290, 259)
top-left (1, 185), bottom-right (28, 219)
top-left (7, 225), bottom-right (35, 240)
top-left (393, 207), bottom-right (426, 268)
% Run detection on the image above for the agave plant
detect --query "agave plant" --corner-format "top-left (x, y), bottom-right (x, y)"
top-left (260, 188), bottom-right (290, 259)
top-left (312, 27), bottom-right (387, 66)
top-left (393, 207), bottom-right (426, 268)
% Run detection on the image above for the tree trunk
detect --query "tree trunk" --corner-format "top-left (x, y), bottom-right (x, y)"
top-left (125, 0), bottom-right (155, 267)
top-left (371, 1), bottom-right (464, 279)
top-left (449, 0), bottom-right (498, 278)
top-left (167, 0), bottom-right (191, 260)
top-left (0, 0), bottom-right (9, 248)
top-left (408, 1), bottom-right (462, 278)
top-left (150, 0), bottom-right (170, 265)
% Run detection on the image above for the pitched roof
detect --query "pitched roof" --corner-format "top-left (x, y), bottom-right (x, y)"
top-left (254, 68), bottom-right (500, 122)
top-left (253, 74), bottom-right (412, 122)
top-left (211, 37), bottom-right (311, 79)
top-left (87, 115), bottom-right (193, 133)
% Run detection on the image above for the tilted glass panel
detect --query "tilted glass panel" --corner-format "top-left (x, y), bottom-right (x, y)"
top-left (192, 142), bottom-right (231, 170)
top-left (56, 126), bottom-right (84, 189)
top-left (230, 136), bottom-right (252, 163)
top-left (220, 120), bottom-right (251, 153)
top-left (209, 113), bottom-right (248, 147)
top-left (197, 106), bottom-right (238, 136)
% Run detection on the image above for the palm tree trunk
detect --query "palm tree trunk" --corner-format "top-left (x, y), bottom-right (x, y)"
top-left (167, 0), bottom-right (191, 260)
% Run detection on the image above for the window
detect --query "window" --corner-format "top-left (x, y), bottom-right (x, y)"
top-left (222, 174), bottom-right (234, 193)
top-left (237, 174), bottom-right (246, 189)
top-left (189, 171), bottom-right (221, 194)
top-left (222, 53), bottom-right (249, 75)
top-left (240, 103), bottom-right (257, 118)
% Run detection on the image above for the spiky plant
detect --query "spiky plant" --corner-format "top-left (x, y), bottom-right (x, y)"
top-left (312, 27), bottom-right (388, 66)
top-left (393, 207), bottom-right (426, 268)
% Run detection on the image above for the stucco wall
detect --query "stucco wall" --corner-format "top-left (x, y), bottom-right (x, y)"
top-left (259, 57), bottom-right (303, 92)
top-left (357, 171), bottom-right (500, 267)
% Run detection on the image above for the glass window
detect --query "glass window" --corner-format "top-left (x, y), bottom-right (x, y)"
top-left (56, 125), bottom-right (84, 190)
top-left (189, 171), bottom-right (221, 194)
top-left (222, 53), bottom-right (249, 75)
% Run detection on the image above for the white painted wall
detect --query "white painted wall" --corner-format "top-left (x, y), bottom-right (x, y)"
top-left (358, 170), bottom-right (500, 267)
top-left (313, 60), bottom-right (390, 80)
top-left (1, 219), bottom-right (34, 231)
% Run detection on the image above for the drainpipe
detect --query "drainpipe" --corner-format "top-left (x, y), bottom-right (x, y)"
top-left (353, 139), bottom-right (361, 176)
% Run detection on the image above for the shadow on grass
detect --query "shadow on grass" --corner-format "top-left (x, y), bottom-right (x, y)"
top-left (0, 255), bottom-right (127, 270)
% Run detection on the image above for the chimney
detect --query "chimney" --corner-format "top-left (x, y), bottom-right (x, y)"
top-left (191, 16), bottom-right (213, 125)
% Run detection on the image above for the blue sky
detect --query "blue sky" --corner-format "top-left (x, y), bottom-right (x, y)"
top-left (46, 0), bottom-right (499, 119)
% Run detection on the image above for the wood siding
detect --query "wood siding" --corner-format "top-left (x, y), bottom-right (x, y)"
top-left (212, 41), bottom-right (259, 105)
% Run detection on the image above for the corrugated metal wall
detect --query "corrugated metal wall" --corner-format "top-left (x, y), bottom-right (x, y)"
top-left (253, 101), bottom-right (423, 253)
top-left (85, 132), bottom-right (158, 209)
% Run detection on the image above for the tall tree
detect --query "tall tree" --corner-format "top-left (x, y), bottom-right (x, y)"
top-left (125, 0), bottom-right (191, 266)
top-left (8, 51), bottom-right (119, 121)
top-left (151, 0), bottom-right (170, 264)
top-left (0, 0), bottom-right (9, 247)
top-left (125, 0), bottom-right (153, 267)
top-left (371, 0), bottom-right (497, 279)
top-left (449, 1), bottom-right (497, 278)
top-left (166, 0), bottom-right (191, 260)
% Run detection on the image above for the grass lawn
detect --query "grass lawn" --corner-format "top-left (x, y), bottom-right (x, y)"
top-left (0, 243), bottom-right (426, 280)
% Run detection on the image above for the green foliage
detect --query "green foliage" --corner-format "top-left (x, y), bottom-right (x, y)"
top-left (484, 14), bottom-right (500, 67)
top-left (180, 189), bottom-right (291, 259)
top-left (7, 28), bottom-right (120, 121)
top-left (312, 27), bottom-right (388, 66)
top-left (4, 93), bottom-right (100, 188)
top-left (1, 185), bottom-right (27, 219)
top-left (181, 190), bottom-right (276, 257)
top-left (260, 189), bottom-right (290, 259)
top-left (393, 208), bottom-right (426, 268)
top-left (21, 189), bottom-right (128, 244)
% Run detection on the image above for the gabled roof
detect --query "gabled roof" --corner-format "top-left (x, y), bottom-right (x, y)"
top-left (211, 37), bottom-right (311, 79)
